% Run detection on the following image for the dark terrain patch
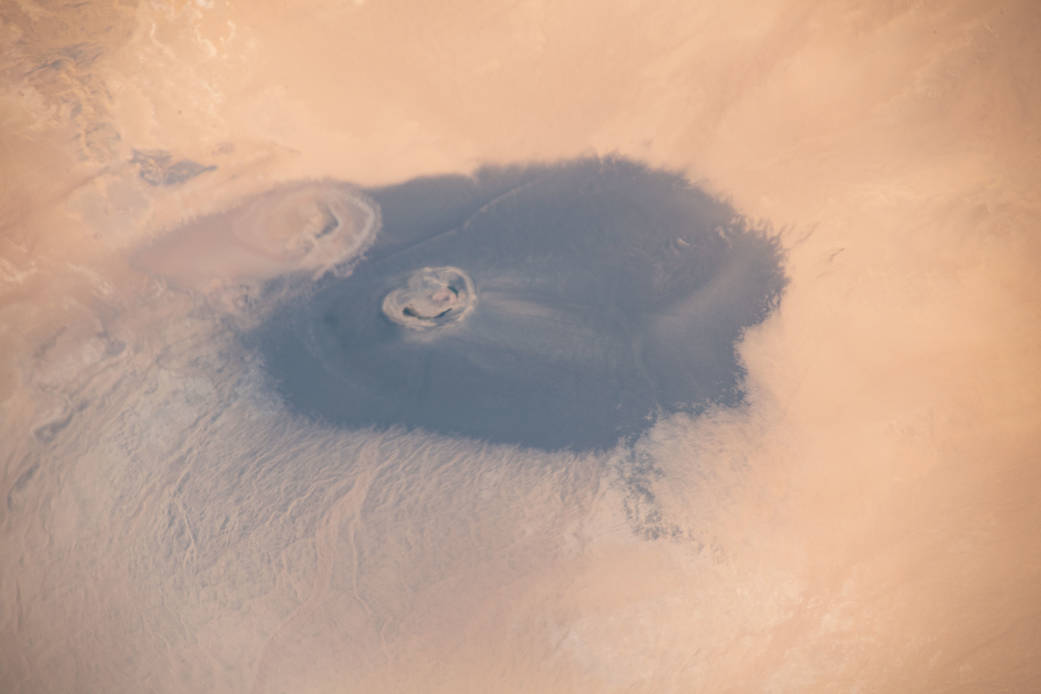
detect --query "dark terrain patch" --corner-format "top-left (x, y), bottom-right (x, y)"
top-left (249, 157), bottom-right (786, 451)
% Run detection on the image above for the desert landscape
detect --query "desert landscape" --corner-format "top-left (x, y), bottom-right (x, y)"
top-left (1, 1), bottom-right (1039, 692)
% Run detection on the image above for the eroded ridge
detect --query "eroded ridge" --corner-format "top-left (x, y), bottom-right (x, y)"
top-left (381, 266), bottom-right (476, 330)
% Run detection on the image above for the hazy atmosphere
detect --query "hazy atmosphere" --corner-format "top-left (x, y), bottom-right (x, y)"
top-left (2, 1), bottom-right (1039, 692)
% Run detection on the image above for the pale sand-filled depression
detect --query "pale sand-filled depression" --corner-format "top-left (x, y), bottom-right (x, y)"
top-left (381, 266), bottom-right (476, 330)
top-left (134, 181), bottom-right (381, 291)
top-left (2, 1), bottom-right (1040, 693)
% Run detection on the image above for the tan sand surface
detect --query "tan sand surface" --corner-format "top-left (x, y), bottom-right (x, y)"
top-left (1, 1), bottom-right (1039, 692)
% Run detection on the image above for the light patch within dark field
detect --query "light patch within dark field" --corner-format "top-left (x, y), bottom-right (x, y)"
top-left (249, 158), bottom-right (786, 451)
top-left (381, 266), bottom-right (477, 329)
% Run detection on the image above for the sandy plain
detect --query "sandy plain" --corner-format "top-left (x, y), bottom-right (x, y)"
top-left (1, 0), bottom-right (1040, 692)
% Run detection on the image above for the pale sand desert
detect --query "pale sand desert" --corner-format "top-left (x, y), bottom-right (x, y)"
top-left (1, 1), bottom-right (1040, 692)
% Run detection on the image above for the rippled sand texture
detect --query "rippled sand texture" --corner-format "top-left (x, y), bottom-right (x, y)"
top-left (2, 1), bottom-right (1040, 693)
